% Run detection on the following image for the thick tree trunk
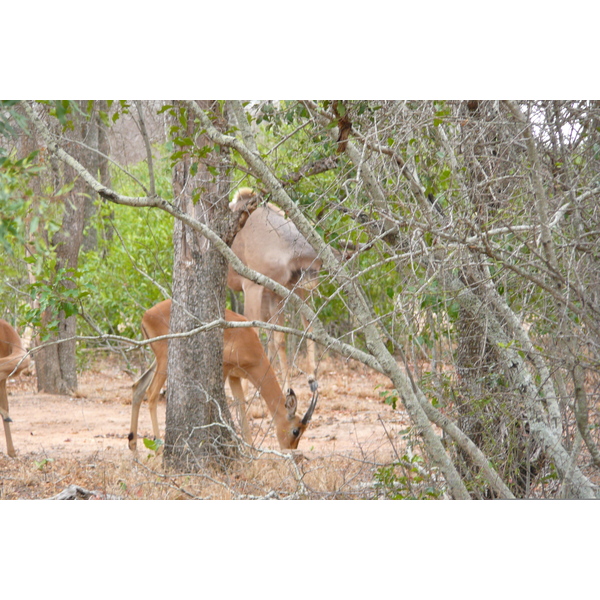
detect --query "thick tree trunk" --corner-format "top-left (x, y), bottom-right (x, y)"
top-left (35, 195), bottom-right (84, 394)
top-left (163, 101), bottom-right (235, 470)
top-left (35, 101), bottom-right (98, 394)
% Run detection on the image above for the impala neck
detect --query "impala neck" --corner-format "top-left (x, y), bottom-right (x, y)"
top-left (246, 358), bottom-right (290, 425)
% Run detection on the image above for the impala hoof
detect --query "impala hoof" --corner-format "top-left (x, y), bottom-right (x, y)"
top-left (127, 432), bottom-right (137, 451)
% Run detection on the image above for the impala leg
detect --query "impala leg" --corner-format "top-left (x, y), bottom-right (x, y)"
top-left (2, 419), bottom-right (15, 458)
top-left (146, 366), bottom-right (167, 444)
top-left (228, 375), bottom-right (251, 443)
top-left (129, 379), bottom-right (144, 451)
top-left (2, 420), bottom-right (17, 458)
top-left (0, 381), bottom-right (15, 458)
top-left (129, 360), bottom-right (166, 451)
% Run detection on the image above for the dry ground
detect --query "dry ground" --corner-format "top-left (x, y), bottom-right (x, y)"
top-left (1, 354), bottom-right (421, 500)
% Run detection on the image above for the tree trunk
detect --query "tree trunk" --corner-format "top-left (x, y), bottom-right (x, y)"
top-left (35, 195), bottom-right (84, 394)
top-left (163, 101), bottom-right (236, 470)
top-left (35, 102), bottom-right (99, 394)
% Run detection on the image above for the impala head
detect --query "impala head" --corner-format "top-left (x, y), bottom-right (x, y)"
top-left (229, 187), bottom-right (257, 210)
top-left (278, 377), bottom-right (319, 450)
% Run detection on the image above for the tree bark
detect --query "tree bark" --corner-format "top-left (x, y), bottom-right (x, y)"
top-left (163, 101), bottom-right (236, 471)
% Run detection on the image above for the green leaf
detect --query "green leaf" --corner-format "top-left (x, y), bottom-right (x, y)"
top-left (54, 101), bottom-right (72, 126)
top-left (178, 110), bottom-right (187, 130)
top-left (143, 437), bottom-right (164, 452)
top-left (174, 136), bottom-right (194, 147)
top-left (34, 458), bottom-right (54, 470)
top-left (99, 111), bottom-right (111, 128)
top-left (29, 216), bottom-right (40, 235)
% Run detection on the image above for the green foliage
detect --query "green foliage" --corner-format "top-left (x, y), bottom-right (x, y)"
top-left (24, 267), bottom-right (92, 339)
top-left (418, 370), bottom-right (457, 409)
top-left (143, 436), bottom-right (164, 457)
top-left (143, 436), bottom-right (164, 451)
top-left (34, 457), bottom-right (54, 471)
top-left (77, 154), bottom-right (174, 342)
top-left (0, 150), bottom-right (42, 249)
top-left (78, 206), bottom-right (172, 340)
top-left (0, 147), bottom-right (48, 323)
top-left (39, 100), bottom-right (130, 130)
top-left (1, 131), bottom-right (173, 350)
top-left (376, 385), bottom-right (399, 410)
top-left (0, 101), bottom-right (29, 139)
top-left (374, 455), bottom-right (443, 499)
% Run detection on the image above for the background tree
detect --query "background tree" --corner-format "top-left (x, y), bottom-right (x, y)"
top-left (30, 102), bottom-right (111, 394)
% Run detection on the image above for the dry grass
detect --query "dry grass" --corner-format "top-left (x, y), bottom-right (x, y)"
top-left (0, 444), bottom-right (405, 500)
top-left (1, 354), bottom-right (433, 500)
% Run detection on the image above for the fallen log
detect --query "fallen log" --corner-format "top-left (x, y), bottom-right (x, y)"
top-left (49, 485), bottom-right (122, 500)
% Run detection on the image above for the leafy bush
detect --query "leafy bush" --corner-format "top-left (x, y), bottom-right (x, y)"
top-left (374, 454), bottom-right (443, 499)
top-left (77, 153), bottom-right (174, 343)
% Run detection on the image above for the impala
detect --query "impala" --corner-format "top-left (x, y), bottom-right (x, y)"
top-left (228, 188), bottom-right (321, 387)
top-left (1, 319), bottom-right (31, 457)
top-left (128, 299), bottom-right (318, 451)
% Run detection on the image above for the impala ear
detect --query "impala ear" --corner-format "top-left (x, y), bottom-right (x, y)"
top-left (285, 389), bottom-right (298, 418)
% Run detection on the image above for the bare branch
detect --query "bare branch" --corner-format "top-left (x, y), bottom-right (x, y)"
top-left (22, 100), bottom-right (382, 375)
top-left (134, 101), bottom-right (156, 197)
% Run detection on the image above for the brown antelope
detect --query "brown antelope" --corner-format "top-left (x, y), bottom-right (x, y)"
top-left (1, 319), bottom-right (31, 457)
top-left (128, 299), bottom-right (318, 451)
top-left (228, 188), bottom-right (321, 387)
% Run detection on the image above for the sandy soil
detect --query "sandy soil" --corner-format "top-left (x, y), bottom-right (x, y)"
top-left (2, 355), bottom-right (408, 462)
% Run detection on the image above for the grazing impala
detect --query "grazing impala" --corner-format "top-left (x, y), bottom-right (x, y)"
top-left (128, 300), bottom-right (318, 451)
top-left (1, 319), bottom-right (31, 457)
top-left (228, 188), bottom-right (321, 387)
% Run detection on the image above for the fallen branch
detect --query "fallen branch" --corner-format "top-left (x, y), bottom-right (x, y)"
top-left (48, 485), bottom-right (122, 500)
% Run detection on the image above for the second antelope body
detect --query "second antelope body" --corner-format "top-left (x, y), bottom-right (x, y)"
top-left (228, 188), bottom-right (321, 388)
